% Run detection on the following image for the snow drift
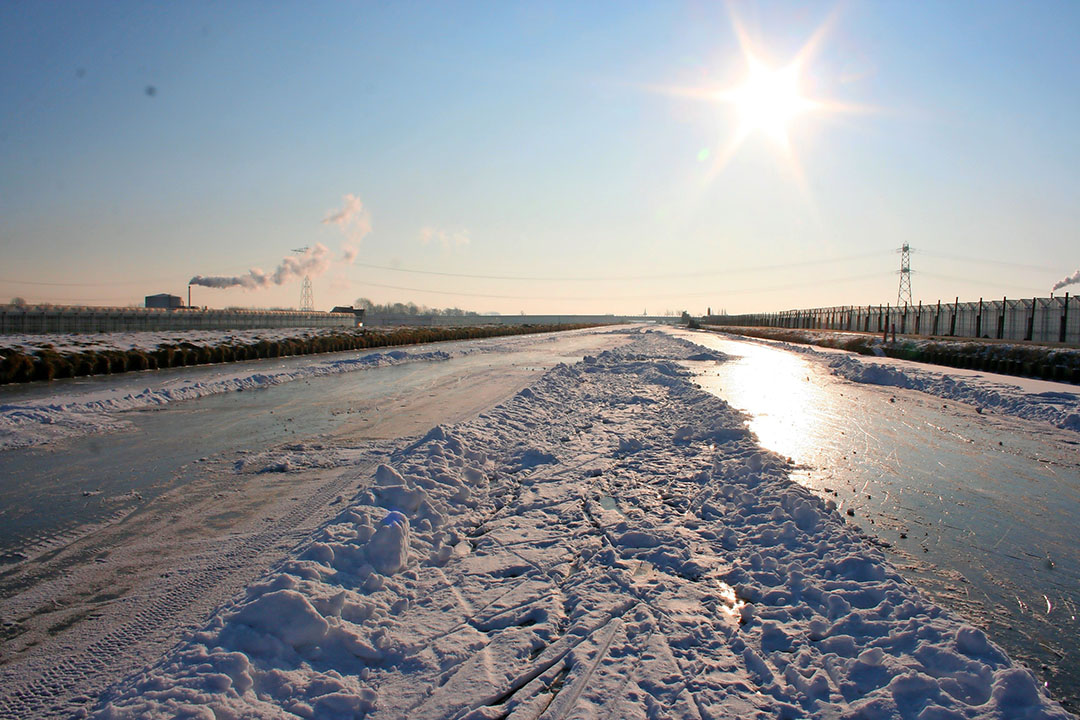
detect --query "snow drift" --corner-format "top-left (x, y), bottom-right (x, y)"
top-left (96, 330), bottom-right (1070, 719)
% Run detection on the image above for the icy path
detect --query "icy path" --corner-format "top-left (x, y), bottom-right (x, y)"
top-left (95, 331), bottom-right (1070, 719)
top-left (0, 326), bottom-right (615, 452)
top-left (0, 329), bottom-right (626, 719)
top-left (678, 329), bottom-right (1080, 708)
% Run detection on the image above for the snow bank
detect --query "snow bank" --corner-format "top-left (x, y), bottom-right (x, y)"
top-left (0, 325), bottom-right (617, 452)
top-left (827, 354), bottom-right (1080, 432)
top-left (0, 327), bottom-right (357, 355)
top-left (96, 330), bottom-right (1070, 719)
top-left (0, 348), bottom-right (450, 451)
top-left (707, 330), bottom-right (1080, 432)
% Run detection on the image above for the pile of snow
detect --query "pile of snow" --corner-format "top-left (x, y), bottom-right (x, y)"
top-left (0, 327), bottom-right (366, 355)
top-left (0, 348), bottom-right (450, 451)
top-left (0, 325), bottom-right (623, 452)
top-left (827, 354), bottom-right (1080, 432)
top-left (711, 331), bottom-right (1080, 433)
top-left (97, 330), bottom-right (1069, 719)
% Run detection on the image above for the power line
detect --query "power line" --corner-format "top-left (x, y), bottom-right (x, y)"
top-left (916, 271), bottom-right (1046, 294)
top-left (356, 271), bottom-right (893, 302)
top-left (915, 250), bottom-right (1059, 274)
top-left (0, 277), bottom-right (162, 287)
top-left (349, 249), bottom-right (893, 283)
top-left (0, 250), bottom-right (893, 290)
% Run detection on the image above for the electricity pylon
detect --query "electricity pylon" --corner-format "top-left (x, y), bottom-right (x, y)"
top-left (897, 243), bottom-right (913, 307)
top-left (293, 247), bottom-right (315, 312)
top-left (299, 276), bottom-right (314, 312)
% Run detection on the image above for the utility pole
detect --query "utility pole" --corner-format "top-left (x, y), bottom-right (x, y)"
top-left (293, 247), bottom-right (314, 312)
top-left (897, 243), bottom-right (913, 308)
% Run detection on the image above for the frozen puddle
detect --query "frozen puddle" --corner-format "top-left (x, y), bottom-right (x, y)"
top-left (84, 329), bottom-right (1070, 719)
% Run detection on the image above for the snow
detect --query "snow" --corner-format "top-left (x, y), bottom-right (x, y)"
top-left (0, 327), bottom-right (361, 355)
top-left (0, 347), bottom-right (451, 451)
top-left (703, 331), bottom-right (1080, 433)
top-left (0, 327), bottom-right (612, 451)
top-left (95, 329), bottom-right (1071, 719)
top-left (809, 346), bottom-right (1078, 432)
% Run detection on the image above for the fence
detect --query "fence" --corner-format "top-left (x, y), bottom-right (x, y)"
top-left (0, 306), bottom-right (356, 334)
top-left (710, 294), bottom-right (1079, 346)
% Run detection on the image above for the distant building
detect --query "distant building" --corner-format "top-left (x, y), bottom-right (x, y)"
top-left (145, 293), bottom-right (184, 309)
top-left (330, 305), bottom-right (365, 327)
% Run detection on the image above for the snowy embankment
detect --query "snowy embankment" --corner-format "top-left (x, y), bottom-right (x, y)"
top-left (97, 330), bottom-right (1069, 719)
top-left (0, 323), bottom-right (600, 384)
top-left (713, 332), bottom-right (1080, 432)
top-left (0, 328), bottom-right (609, 451)
top-left (827, 354), bottom-right (1080, 431)
top-left (707, 326), bottom-right (1080, 385)
top-left (0, 327), bottom-right (351, 355)
top-left (0, 348), bottom-right (450, 451)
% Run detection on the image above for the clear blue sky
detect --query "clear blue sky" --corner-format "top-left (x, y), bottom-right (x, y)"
top-left (2, 1), bottom-right (1078, 314)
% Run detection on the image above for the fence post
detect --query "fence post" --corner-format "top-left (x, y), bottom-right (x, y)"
top-left (975, 297), bottom-right (983, 338)
top-left (950, 297), bottom-right (958, 336)
top-left (998, 297), bottom-right (1006, 339)
top-left (1026, 298), bottom-right (1035, 341)
top-left (1062, 292), bottom-right (1070, 343)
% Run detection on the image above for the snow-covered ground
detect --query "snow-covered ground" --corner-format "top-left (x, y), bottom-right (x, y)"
top-left (0, 347), bottom-right (451, 451)
top-left (88, 330), bottom-right (1071, 719)
top-left (704, 330), bottom-right (1080, 433)
top-left (0, 328), bottom-right (605, 452)
top-left (0, 327), bottom-right (357, 355)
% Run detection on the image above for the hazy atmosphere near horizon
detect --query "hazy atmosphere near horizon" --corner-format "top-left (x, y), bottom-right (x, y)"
top-left (2, 1), bottom-right (1078, 315)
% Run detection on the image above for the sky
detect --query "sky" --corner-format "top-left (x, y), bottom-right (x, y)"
top-left (1, 1), bottom-right (1078, 315)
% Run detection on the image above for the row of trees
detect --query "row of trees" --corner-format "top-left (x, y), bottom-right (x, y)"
top-left (354, 298), bottom-right (486, 317)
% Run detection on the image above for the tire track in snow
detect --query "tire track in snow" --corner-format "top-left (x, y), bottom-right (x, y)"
top-left (0, 468), bottom-right (361, 720)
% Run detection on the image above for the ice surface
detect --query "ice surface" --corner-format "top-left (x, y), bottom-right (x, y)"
top-left (95, 329), bottom-right (1072, 719)
top-left (716, 333), bottom-right (1080, 432)
top-left (0, 326), bottom-right (619, 452)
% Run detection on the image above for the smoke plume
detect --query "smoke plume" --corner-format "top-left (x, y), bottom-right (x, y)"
top-left (189, 243), bottom-right (331, 290)
top-left (1052, 269), bottom-right (1080, 292)
top-left (323, 193), bottom-right (371, 263)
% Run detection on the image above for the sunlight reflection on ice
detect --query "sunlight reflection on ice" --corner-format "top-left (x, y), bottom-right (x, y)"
top-left (690, 340), bottom-right (834, 467)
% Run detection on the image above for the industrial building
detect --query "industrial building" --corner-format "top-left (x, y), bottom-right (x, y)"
top-left (330, 306), bottom-right (365, 327)
top-left (145, 294), bottom-right (185, 309)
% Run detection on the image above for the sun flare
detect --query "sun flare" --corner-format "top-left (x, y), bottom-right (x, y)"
top-left (724, 55), bottom-right (816, 149)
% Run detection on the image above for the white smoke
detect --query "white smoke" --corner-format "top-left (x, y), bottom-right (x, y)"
top-left (1052, 269), bottom-right (1080, 292)
top-left (323, 193), bottom-right (371, 263)
top-left (190, 244), bottom-right (331, 290)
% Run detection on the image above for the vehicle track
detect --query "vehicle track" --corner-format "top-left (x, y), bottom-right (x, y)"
top-left (0, 467), bottom-right (363, 719)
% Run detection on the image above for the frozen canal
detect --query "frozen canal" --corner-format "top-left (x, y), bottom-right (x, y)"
top-left (678, 329), bottom-right (1080, 711)
top-left (0, 325), bottom-right (1077, 716)
top-left (0, 329), bottom-right (628, 718)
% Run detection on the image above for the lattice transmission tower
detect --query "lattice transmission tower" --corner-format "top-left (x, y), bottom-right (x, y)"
top-left (299, 276), bottom-right (314, 312)
top-left (897, 243), bottom-right (913, 307)
top-left (293, 247), bottom-right (315, 312)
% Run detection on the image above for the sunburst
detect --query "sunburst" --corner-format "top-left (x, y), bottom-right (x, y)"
top-left (652, 12), bottom-right (867, 184)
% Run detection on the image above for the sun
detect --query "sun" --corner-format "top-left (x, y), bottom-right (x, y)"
top-left (723, 55), bottom-right (817, 149)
